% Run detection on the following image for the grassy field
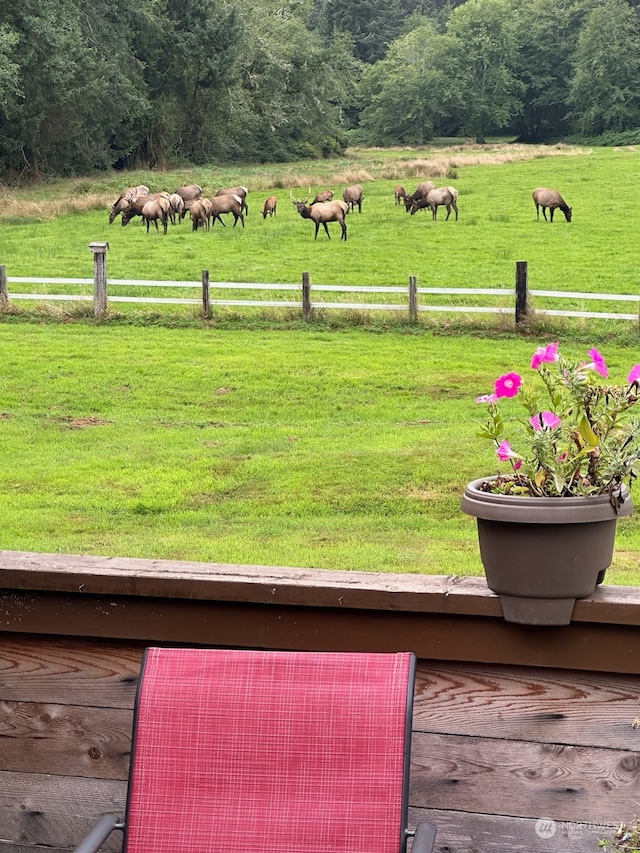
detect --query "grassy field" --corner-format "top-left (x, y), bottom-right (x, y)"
top-left (2, 142), bottom-right (640, 318)
top-left (2, 142), bottom-right (640, 583)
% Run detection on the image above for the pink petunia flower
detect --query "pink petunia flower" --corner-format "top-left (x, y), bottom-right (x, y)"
top-left (530, 411), bottom-right (561, 431)
top-left (531, 342), bottom-right (559, 370)
top-left (476, 393), bottom-right (498, 403)
top-left (586, 348), bottom-right (608, 378)
top-left (496, 440), bottom-right (522, 469)
top-left (628, 364), bottom-right (640, 384)
top-left (494, 372), bottom-right (522, 399)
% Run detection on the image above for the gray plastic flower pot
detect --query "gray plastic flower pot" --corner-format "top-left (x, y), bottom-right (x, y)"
top-left (461, 477), bottom-right (633, 626)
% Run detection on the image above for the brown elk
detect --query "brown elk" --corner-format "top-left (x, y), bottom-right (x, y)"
top-left (120, 192), bottom-right (171, 227)
top-left (216, 186), bottom-right (249, 215)
top-left (532, 188), bottom-right (572, 222)
top-left (343, 184), bottom-right (364, 213)
top-left (291, 191), bottom-right (348, 241)
top-left (141, 196), bottom-right (171, 235)
top-left (262, 195), bottom-right (277, 218)
top-left (168, 193), bottom-right (185, 225)
top-left (174, 185), bottom-right (202, 202)
top-left (210, 194), bottom-right (245, 227)
top-left (189, 198), bottom-right (213, 231)
top-left (311, 190), bottom-right (334, 204)
top-left (404, 181), bottom-right (436, 212)
top-left (109, 185), bottom-right (150, 223)
top-left (410, 186), bottom-right (458, 221)
top-left (394, 185), bottom-right (407, 206)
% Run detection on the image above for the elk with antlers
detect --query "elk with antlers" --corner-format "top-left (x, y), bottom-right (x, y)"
top-left (291, 191), bottom-right (348, 241)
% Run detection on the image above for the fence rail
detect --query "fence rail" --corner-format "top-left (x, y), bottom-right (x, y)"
top-left (1, 244), bottom-right (639, 326)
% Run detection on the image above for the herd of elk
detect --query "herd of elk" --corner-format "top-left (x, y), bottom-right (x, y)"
top-left (108, 177), bottom-right (574, 240)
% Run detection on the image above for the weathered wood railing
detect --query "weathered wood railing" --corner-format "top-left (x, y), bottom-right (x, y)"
top-left (1, 550), bottom-right (640, 853)
top-left (2, 251), bottom-right (640, 326)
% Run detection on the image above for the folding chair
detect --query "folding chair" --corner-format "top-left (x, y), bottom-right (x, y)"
top-left (74, 648), bottom-right (437, 853)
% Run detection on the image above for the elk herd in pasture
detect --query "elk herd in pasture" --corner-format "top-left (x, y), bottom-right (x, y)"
top-left (108, 179), bottom-right (571, 241)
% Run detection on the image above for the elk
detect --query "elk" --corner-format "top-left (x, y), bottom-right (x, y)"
top-left (533, 188), bottom-right (572, 222)
top-left (141, 196), bottom-right (171, 235)
top-left (189, 197), bottom-right (213, 231)
top-left (109, 185), bottom-right (150, 223)
top-left (210, 193), bottom-right (245, 227)
top-left (291, 191), bottom-right (347, 241)
top-left (168, 193), bottom-right (185, 225)
top-left (174, 184), bottom-right (202, 202)
top-left (394, 185), bottom-right (407, 206)
top-left (311, 190), bottom-right (334, 204)
top-left (343, 184), bottom-right (364, 213)
top-left (410, 186), bottom-right (458, 221)
top-left (120, 192), bottom-right (170, 227)
top-left (404, 181), bottom-right (436, 212)
top-left (262, 195), bottom-right (277, 218)
top-left (216, 186), bottom-right (249, 215)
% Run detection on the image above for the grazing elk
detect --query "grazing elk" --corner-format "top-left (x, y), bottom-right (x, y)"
top-left (141, 196), bottom-right (171, 235)
top-left (109, 185), bottom-right (150, 223)
top-left (168, 193), bottom-right (185, 225)
top-left (262, 195), bottom-right (277, 218)
top-left (394, 185), bottom-right (407, 206)
top-left (189, 197), bottom-right (213, 231)
top-left (291, 191), bottom-right (348, 241)
top-left (120, 192), bottom-right (171, 227)
top-left (216, 186), bottom-right (249, 215)
top-left (343, 184), bottom-right (364, 213)
top-left (210, 193), bottom-right (245, 227)
top-left (311, 189), bottom-right (334, 204)
top-left (410, 186), bottom-right (458, 221)
top-left (532, 187), bottom-right (572, 222)
top-left (404, 181), bottom-right (436, 212)
top-left (174, 184), bottom-right (202, 202)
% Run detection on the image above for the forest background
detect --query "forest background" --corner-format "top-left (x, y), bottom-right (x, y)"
top-left (1, 0), bottom-right (640, 178)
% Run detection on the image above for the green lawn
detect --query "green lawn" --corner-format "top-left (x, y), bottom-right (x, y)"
top-left (1, 324), bottom-right (639, 583)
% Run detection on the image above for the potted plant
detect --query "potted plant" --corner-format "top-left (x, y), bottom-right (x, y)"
top-left (461, 342), bottom-right (640, 626)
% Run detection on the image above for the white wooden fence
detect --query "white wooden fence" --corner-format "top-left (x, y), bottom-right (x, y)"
top-left (0, 245), bottom-right (639, 326)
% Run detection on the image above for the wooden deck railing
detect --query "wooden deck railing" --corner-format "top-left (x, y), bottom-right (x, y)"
top-left (1, 550), bottom-right (640, 853)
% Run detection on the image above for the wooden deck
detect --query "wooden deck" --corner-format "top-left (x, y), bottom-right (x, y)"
top-left (2, 550), bottom-right (640, 853)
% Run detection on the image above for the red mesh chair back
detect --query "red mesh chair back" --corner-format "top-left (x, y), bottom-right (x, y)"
top-left (124, 648), bottom-right (416, 853)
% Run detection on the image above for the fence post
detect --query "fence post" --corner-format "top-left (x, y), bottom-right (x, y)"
top-left (302, 272), bottom-right (311, 320)
top-left (202, 269), bottom-right (211, 318)
top-left (515, 261), bottom-right (528, 325)
top-left (89, 242), bottom-right (109, 318)
top-left (409, 276), bottom-right (417, 321)
top-left (0, 265), bottom-right (7, 309)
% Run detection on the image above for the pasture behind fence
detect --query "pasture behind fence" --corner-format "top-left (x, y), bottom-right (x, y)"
top-left (1, 243), bottom-right (639, 327)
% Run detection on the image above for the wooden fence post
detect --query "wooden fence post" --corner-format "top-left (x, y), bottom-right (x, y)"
top-left (409, 276), bottom-right (417, 321)
top-left (202, 269), bottom-right (211, 318)
top-left (515, 261), bottom-right (528, 325)
top-left (302, 272), bottom-right (311, 320)
top-left (0, 265), bottom-right (7, 310)
top-left (89, 242), bottom-right (109, 318)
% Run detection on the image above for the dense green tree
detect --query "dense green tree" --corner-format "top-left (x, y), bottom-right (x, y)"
top-left (358, 23), bottom-right (463, 143)
top-left (569, 0), bottom-right (640, 135)
top-left (446, 0), bottom-right (522, 143)
top-left (311, 0), bottom-right (465, 63)
top-left (510, 0), bottom-right (601, 141)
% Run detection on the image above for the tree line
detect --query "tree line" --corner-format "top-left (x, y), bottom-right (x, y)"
top-left (1, 0), bottom-right (639, 178)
